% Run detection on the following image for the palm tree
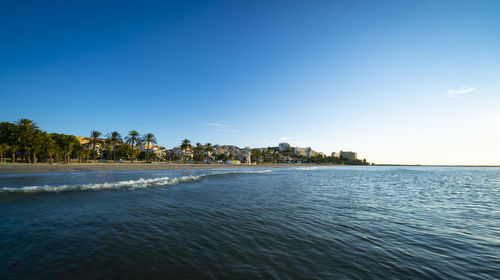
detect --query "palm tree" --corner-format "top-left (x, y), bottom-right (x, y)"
top-left (1, 122), bottom-right (20, 163)
top-left (0, 122), bottom-right (13, 163)
top-left (15, 119), bottom-right (39, 163)
top-left (46, 141), bottom-right (58, 164)
top-left (0, 143), bottom-right (8, 163)
top-left (205, 143), bottom-right (213, 162)
top-left (125, 130), bottom-right (140, 163)
top-left (58, 134), bottom-right (79, 164)
top-left (103, 143), bottom-right (113, 160)
top-left (142, 133), bottom-right (157, 162)
top-left (194, 142), bottom-right (203, 161)
top-left (30, 130), bottom-right (44, 164)
top-left (77, 146), bottom-right (90, 163)
top-left (180, 139), bottom-right (192, 162)
top-left (10, 145), bottom-right (20, 163)
top-left (88, 130), bottom-right (103, 163)
top-left (106, 131), bottom-right (122, 162)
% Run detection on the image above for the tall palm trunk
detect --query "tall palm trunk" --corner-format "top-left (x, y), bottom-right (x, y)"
top-left (23, 151), bottom-right (28, 163)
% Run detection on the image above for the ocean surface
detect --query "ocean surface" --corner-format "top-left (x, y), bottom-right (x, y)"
top-left (0, 166), bottom-right (499, 279)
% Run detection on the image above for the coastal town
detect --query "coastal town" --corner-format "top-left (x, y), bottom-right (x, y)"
top-left (0, 119), bottom-right (368, 165)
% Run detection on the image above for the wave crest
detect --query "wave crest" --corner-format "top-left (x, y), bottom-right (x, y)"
top-left (0, 175), bottom-right (201, 193)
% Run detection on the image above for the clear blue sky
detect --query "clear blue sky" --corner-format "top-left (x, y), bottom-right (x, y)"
top-left (1, 0), bottom-right (499, 164)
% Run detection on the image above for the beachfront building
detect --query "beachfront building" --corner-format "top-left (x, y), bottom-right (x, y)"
top-left (139, 143), bottom-right (166, 158)
top-left (213, 145), bottom-right (244, 160)
top-left (166, 146), bottom-right (193, 161)
top-left (181, 146), bottom-right (193, 160)
top-left (331, 152), bottom-right (340, 158)
top-left (340, 151), bottom-right (357, 160)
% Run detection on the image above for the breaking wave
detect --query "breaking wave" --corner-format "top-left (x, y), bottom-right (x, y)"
top-left (0, 169), bottom-right (272, 194)
top-left (295, 166), bottom-right (327, 171)
top-left (0, 175), bottom-right (201, 193)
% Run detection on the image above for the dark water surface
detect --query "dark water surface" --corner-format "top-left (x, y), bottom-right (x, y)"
top-left (0, 166), bottom-right (499, 279)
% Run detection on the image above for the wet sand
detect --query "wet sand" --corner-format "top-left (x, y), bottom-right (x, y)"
top-left (0, 163), bottom-right (314, 174)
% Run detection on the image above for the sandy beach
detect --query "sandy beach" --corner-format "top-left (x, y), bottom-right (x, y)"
top-left (0, 163), bottom-right (314, 174)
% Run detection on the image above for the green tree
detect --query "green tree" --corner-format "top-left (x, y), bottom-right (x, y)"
top-left (180, 139), bottom-right (192, 162)
top-left (45, 138), bottom-right (59, 164)
top-left (251, 149), bottom-right (263, 163)
top-left (88, 130), bottom-right (103, 163)
top-left (15, 119), bottom-right (40, 163)
top-left (0, 122), bottom-right (19, 163)
top-left (194, 142), bottom-right (202, 161)
top-left (125, 130), bottom-right (141, 163)
top-left (106, 131), bottom-right (122, 162)
top-left (0, 143), bottom-right (8, 163)
top-left (142, 133), bottom-right (157, 162)
top-left (118, 142), bottom-right (132, 161)
top-left (76, 145), bottom-right (90, 163)
top-left (9, 145), bottom-right (20, 163)
top-left (0, 122), bottom-right (14, 162)
top-left (29, 130), bottom-right (46, 164)
top-left (204, 143), bottom-right (213, 161)
top-left (102, 143), bottom-right (113, 160)
top-left (0, 122), bottom-right (12, 143)
top-left (51, 133), bottom-right (81, 164)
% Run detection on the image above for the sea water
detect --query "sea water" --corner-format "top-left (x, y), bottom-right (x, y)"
top-left (0, 166), bottom-right (499, 279)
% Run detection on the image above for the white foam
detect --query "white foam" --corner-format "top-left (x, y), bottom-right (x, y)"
top-left (294, 166), bottom-right (336, 171)
top-left (295, 167), bottom-right (322, 171)
top-left (230, 169), bottom-right (272, 174)
top-left (0, 175), bottom-right (201, 193)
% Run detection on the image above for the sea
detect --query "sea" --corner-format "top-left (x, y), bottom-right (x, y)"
top-left (0, 166), bottom-right (498, 279)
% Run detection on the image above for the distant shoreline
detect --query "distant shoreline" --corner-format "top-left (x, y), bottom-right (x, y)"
top-left (374, 164), bottom-right (500, 167)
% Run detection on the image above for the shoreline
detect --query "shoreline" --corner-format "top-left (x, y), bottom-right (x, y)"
top-left (0, 163), bottom-right (326, 174)
top-left (1, 163), bottom-right (498, 175)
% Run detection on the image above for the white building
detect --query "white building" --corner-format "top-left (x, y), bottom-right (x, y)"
top-left (340, 151), bottom-right (357, 160)
top-left (139, 143), bottom-right (166, 158)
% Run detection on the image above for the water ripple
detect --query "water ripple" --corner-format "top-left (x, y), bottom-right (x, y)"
top-left (0, 167), bottom-right (499, 279)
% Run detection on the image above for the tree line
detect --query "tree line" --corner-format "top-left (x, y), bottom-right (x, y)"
top-left (0, 119), bottom-right (158, 164)
top-left (250, 148), bottom-right (369, 165)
